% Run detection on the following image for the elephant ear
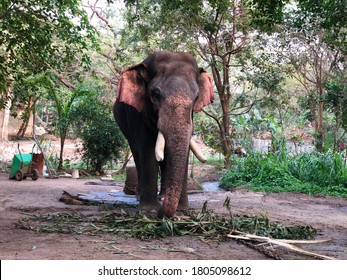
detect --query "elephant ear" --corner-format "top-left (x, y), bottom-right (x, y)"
top-left (193, 69), bottom-right (214, 112)
top-left (116, 63), bottom-right (147, 112)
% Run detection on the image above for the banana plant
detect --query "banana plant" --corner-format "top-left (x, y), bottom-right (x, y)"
top-left (46, 73), bottom-right (92, 169)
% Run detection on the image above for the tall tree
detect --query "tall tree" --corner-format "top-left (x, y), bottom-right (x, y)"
top-left (0, 0), bottom-right (97, 108)
top-left (83, 0), bottom-right (127, 95)
top-left (325, 74), bottom-right (347, 150)
top-left (276, 1), bottom-right (347, 151)
top-left (11, 72), bottom-right (50, 138)
top-left (297, 0), bottom-right (347, 53)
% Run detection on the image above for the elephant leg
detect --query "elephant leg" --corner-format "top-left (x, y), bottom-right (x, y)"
top-left (126, 139), bottom-right (160, 213)
top-left (137, 137), bottom-right (161, 212)
top-left (114, 103), bottom-right (159, 210)
top-left (129, 148), bottom-right (141, 199)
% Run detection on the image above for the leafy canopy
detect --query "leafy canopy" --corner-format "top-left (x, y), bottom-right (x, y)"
top-left (0, 0), bottom-right (97, 97)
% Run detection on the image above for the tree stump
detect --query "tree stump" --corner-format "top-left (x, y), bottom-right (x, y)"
top-left (124, 164), bottom-right (138, 195)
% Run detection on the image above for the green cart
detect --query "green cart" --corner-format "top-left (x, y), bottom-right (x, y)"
top-left (9, 144), bottom-right (39, 181)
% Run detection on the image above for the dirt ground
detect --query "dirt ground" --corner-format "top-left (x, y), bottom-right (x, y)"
top-left (0, 140), bottom-right (347, 260)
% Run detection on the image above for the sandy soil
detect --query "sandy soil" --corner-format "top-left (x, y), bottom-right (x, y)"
top-left (0, 140), bottom-right (346, 260)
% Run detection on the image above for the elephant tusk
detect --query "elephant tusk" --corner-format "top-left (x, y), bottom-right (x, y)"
top-left (190, 137), bottom-right (207, 163)
top-left (155, 131), bottom-right (165, 162)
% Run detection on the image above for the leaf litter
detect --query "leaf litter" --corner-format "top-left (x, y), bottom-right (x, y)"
top-left (15, 197), bottom-right (332, 259)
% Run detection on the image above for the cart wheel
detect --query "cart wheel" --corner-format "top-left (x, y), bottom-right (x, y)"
top-left (15, 170), bottom-right (23, 181)
top-left (32, 169), bottom-right (39, 181)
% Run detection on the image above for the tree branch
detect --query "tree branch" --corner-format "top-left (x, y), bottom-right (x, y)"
top-left (94, 69), bottom-right (118, 85)
top-left (85, 0), bottom-right (116, 33)
top-left (58, 76), bottom-right (76, 91)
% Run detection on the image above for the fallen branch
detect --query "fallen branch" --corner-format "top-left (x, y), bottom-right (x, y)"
top-left (227, 231), bottom-right (334, 260)
top-left (59, 190), bottom-right (84, 205)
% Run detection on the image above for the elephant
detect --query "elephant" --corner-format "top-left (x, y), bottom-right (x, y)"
top-left (114, 51), bottom-right (214, 218)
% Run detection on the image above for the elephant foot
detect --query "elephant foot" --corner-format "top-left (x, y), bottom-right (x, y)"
top-left (175, 209), bottom-right (193, 220)
top-left (157, 209), bottom-right (190, 219)
top-left (138, 209), bottom-right (157, 218)
top-left (177, 201), bottom-right (189, 212)
top-left (156, 199), bottom-right (189, 219)
top-left (139, 201), bottom-right (161, 216)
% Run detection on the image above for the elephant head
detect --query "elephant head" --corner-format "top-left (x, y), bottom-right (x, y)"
top-left (115, 51), bottom-right (214, 218)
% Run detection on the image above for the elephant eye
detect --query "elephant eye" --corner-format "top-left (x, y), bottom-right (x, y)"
top-left (151, 88), bottom-right (163, 101)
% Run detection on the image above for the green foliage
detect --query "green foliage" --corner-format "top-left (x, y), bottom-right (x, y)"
top-left (194, 111), bottom-right (222, 153)
top-left (0, 0), bottom-right (97, 106)
top-left (246, 0), bottom-right (290, 32)
top-left (17, 201), bottom-right (316, 241)
top-left (32, 71), bottom-right (96, 169)
top-left (10, 72), bottom-right (50, 122)
top-left (221, 115), bottom-right (347, 196)
top-left (289, 151), bottom-right (347, 188)
top-left (73, 96), bottom-right (126, 173)
top-left (221, 147), bottom-right (347, 198)
top-left (325, 76), bottom-right (347, 130)
top-left (297, 0), bottom-right (347, 52)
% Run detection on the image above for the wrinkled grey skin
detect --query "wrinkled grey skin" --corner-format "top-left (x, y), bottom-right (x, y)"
top-left (114, 51), bottom-right (213, 218)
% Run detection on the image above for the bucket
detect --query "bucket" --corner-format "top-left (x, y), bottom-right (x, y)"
top-left (72, 169), bottom-right (79, 179)
top-left (32, 153), bottom-right (44, 175)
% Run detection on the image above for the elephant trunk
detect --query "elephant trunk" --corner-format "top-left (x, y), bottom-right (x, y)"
top-left (156, 96), bottom-right (194, 217)
top-left (157, 131), bottom-right (190, 218)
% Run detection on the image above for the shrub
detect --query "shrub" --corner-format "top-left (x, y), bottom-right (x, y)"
top-left (289, 151), bottom-right (347, 188)
top-left (79, 115), bottom-right (125, 173)
top-left (220, 149), bottom-right (347, 198)
top-left (73, 97), bottom-right (126, 173)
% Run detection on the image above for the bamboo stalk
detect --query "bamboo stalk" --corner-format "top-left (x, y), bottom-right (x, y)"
top-left (227, 231), bottom-right (335, 260)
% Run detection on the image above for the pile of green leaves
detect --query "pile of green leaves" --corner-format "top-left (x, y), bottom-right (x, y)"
top-left (16, 201), bottom-right (316, 242)
top-left (220, 149), bottom-right (347, 198)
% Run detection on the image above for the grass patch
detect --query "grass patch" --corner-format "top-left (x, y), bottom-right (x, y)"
top-left (112, 173), bottom-right (126, 182)
top-left (220, 150), bottom-right (347, 198)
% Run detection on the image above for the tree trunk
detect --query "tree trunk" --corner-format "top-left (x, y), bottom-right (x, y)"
top-left (17, 96), bottom-right (32, 138)
top-left (220, 94), bottom-right (233, 167)
top-left (333, 104), bottom-right (342, 151)
top-left (209, 55), bottom-right (234, 168)
top-left (16, 96), bottom-right (38, 138)
top-left (316, 100), bottom-right (324, 151)
top-left (58, 131), bottom-right (66, 170)
top-left (0, 94), bottom-right (11, 140)
top-left (315, 74), bottom-right (325, 151)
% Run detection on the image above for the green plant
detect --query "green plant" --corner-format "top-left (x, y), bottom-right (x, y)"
top-left (221, 148), bottom-right (347, 198)
top-left (16, 199), bottom-right (316, 242)
top-left (74, 98), bottom-right (126, 173)
top-left (45, 74), bottom-right (93, 170)
top-left (289, 151), bottom-right (347, 189)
